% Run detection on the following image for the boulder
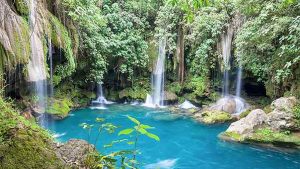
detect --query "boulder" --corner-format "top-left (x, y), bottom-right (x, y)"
top-left (209, 97), bottom-right (236, 114)
top-left (271, 97), bottom-right (297, 112)
top-left (267, 97), bottom-right (299, 130)
top-left (54, 139), bottom-right (97, 168)
top-left (163, 91), bottom-right (178, 104)
top-left (194, 110), bottom-right (233, 124)
top-left (267, 110), bottom-right (297, 130)
top-left (226, 109), bottom-right (267, 135)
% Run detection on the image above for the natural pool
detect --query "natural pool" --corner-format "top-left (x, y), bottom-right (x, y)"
top-left (48, 104), bottom-right (300, 169)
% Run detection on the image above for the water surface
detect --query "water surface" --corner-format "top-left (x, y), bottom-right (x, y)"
top-left (48, 104), bottom-right (300, 169)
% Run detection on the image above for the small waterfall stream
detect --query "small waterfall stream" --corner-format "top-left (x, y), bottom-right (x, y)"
top-left (28, 0), bottom-right (47, 126)
top-left (48, 38), bottom-right (54, 97)
top-left (91, 83), bottom-right (113, 109)
top-left (144, 38), bottom-right (166, 107)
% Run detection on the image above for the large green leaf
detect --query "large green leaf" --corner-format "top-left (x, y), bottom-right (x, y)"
top-left (118, 128), bottom-right (134, 135)
top-left (145, 132), bottom-right (160, 141)
top-left (127, 115), bottom-right (140, 125)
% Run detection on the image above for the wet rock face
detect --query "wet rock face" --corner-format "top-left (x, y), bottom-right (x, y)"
top-left (163, 91), bottom-right (178, 105)
top-left (54, 139), bottom-right (96, 168)
top-left (267, 97), bottom-right (299, 130)
top-left (226, 109), bottom-right (267, 135)
top-left (208, 96), bottom-right (247, 114)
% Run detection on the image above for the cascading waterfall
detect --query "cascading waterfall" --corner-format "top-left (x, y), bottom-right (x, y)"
top-left (48, 38), bottom-right (54, 97)
top-left (235, 66), bottom-right (242, 97)
top-left (144, 38), bottom-right (166, 107)
top-left (28, 0), bottom-right (47, 126)
top-left (216, 23), bottom-right (247, 114)
top-left (91, 83), bottom-right (113, 109)
top-left (221, 24), bottom-right (234, 96)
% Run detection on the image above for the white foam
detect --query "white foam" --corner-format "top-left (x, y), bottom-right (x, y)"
top-left (53, 132), bottom-right (66, 138)
top-left (145, 159), bottom-right (178, 169)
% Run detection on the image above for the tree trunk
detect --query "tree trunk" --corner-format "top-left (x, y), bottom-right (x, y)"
top-left (176, 24), bottom-right (185, 84)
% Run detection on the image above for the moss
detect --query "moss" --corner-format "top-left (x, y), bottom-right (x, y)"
top-left (15, 0), bottom-right (29, 16)
top-left (0, 97), bottom-right (65, 168)
top-left (221, 132), bottom-right (243, 141)
top-left (239, 109), bottom-right (251, 118)
top-left (200, 111), bottom-right (232, 124)
top-left (46, 98), bottom-right (73, 118)
top-left (246, 128), bottom-right (300, 147)
top-left (293, 104), bottom-right (300, 128)
top-left (263, 105), bottom-right (273, 114)
top-left (49, 13), bottom-right (76, 80)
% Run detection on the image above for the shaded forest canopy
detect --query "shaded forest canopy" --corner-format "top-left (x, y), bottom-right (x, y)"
top-left (0, 0), bottom-right (299, 102)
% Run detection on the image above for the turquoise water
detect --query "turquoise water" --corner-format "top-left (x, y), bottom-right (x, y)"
top-left (48, 104), bottom-right (300, 169)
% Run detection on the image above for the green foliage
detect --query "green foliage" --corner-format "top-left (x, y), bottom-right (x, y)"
top-left (49, 13), bottom-right (76, 81)
top-left (236, 0), bottom-right (300, 97)
top-left (167, 82), bottom-right (182, 95)
top-left (293, 104), bottom-right (300, 127)
top-left (185, 76), bottom-right (209, 96)
top-left (81, 115), bottom-right (159, 168)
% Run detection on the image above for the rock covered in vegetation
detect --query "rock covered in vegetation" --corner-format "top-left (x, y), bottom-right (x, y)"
top-left (194, 110), bottom-right (233, 124)
top-left (226, 109), bottom-right (267, 135)
top-left (0, 97), bottom-right (65, 169)
top-left (220, 97), bottom-right (300, 149)
top-left (46, 98), bottom-right (73, 120)
top-left (54, 139), bottom-right (97, 168)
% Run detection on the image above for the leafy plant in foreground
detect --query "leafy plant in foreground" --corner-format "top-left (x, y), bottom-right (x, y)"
top-left (80, 115), bottom-right (159, 168)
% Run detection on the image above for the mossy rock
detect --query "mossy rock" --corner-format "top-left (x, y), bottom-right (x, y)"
top-left (246, 128), bottom-right (300, 149)
top-left (0, 128), bottom-right (65, 169)
top-left (195, 110), bottom-right (233, 124)
top-left (219, 131), bottom-right (244, 142)
top-left (46, 98), bottom-right (73, 119)
top-left (15, 0), bottom-right (29, 16)
top-left (0, 97), bottom-right (65, 168)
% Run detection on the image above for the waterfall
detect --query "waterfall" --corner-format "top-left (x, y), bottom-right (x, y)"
top-left (144, 38), bottom-right (166, 108)
top-left (48, 38), bottom-right (54, 97)
top-left (221, 24), bottom-right (234, 96)
top-left (28, 0), bottom-right (47, 126)
top-left (91, 83), bottom-right (113, 109)
top-left (235, 66), bottom-right (242, 97)
top-left (214, 19), bottom-right (247, 115)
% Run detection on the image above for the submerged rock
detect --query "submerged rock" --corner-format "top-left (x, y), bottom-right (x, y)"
top-left (54, 139), bottom-right (97, 168)
top-left (226, 109), bottom-right (267, 135)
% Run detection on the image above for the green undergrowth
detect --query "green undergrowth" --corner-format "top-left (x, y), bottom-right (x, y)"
top-left (55, 82), bottom-right (95, 107)
top-left (0, 96), bottom-right (64, 169)
top-left (247, 128), bottom-right (300, 147)
top-left (293, 104), bottom-right (300, 128)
